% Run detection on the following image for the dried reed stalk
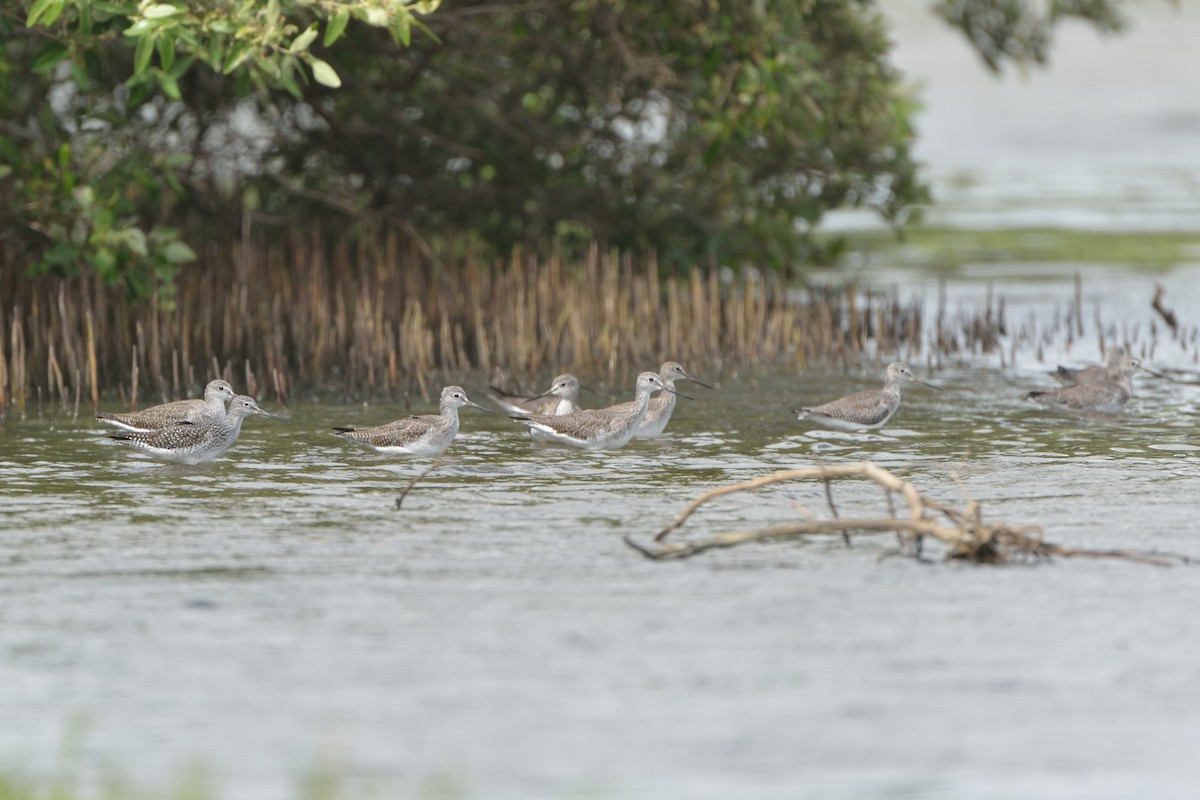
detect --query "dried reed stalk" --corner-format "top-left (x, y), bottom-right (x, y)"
top-left (2, 231), bottom-right (936, 404)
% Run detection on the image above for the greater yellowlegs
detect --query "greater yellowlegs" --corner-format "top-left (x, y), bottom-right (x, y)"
top-left (96, 379), bottom-right (234, 432)
top-left (488, 374), bottom-right (583, 416)
top-left (606, 361), bottom-right (712, 438)
top-left (1050, 345), bottom-right (1126, 386)
top-left (794, 362), bottom-right (941, 431)
top-left (108, 395), bottom-right (282, 464)
top-left (1027, 355), bottom-right (1152, 411)
top-left (333, 386), bottom-right (489, 455)
top-left (511, 371), bottom-right (668, 450)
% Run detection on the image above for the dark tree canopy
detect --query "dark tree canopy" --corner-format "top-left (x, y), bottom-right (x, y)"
top-left (273, 0), bottom-right (924, 271)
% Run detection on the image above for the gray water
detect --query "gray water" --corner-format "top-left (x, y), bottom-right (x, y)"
top-left (826, 2), bottom-right (1200, 235)
top-left (5, 264), bottom-right (1200, 799)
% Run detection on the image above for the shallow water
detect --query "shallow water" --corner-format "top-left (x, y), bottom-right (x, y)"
top-left (5, 265), bottom-right (1200, 799)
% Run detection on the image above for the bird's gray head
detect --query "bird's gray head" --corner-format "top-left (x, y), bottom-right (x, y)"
top-left (886, 362), bottom-right (941, 391)
top-left (227, 395), bottom-right (263, 419)
top-left (228, 395), bottom-right (286, 421)
top-left (441, 386), bottom-right (490, 412)
top-left (1118, 355), bottom-right (1145, 374)
top-left (660, 361), bottom-right (714, 390)
top-left (549, 374), bottom-right (580, 398)
top-left (636, 371), bottom-right (668, 395)
top-left (1117, 355), bottom-right (1172, 381)
top-left (205, 380), bottom-right (236, 402)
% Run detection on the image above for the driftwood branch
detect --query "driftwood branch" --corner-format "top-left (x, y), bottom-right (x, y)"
top-left (633, 462), bottom-right (1195, 566)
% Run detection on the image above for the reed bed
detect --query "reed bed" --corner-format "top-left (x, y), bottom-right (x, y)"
top-left (0, 228), bottom-right (950, 416)
top-left (18, 228), bottom-right (1194, 419)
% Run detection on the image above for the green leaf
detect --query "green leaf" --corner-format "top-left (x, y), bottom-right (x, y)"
top-left (290, 22), bottom-right (318, 52)
top-left (123, 19), bottom-right (150, 36)
top-left (157, 34), bottom-right (175, 71)
top-left (309, 57), bottom-right (341, 88)
top-left (41, 0), bottom-right (67, 26)
top-left (410, 16), bottom-right (441, 45)
top-left (142, 4), bottom-right (181, 19)
top-left (25, 0), bottom-right (67, 27)
top-left (279, 59), bottom-right (302, 98)
top-left (223, 43), bottom-right (250, 74)
top-left (280, 70), bottom-right (302, 98)
top-left (324, 10), bottom-right (350, 47)
top-left (27, 0), bottom-right (51, 27)
top-left (155, 69), bottom-right (181, 100)
top-left (31, 44), bottom-right (69, 73)
top-left (161, 240), bottom-right (197, 263)
top-left (393, 13), bottom-right (411, 47)
top-left (134, 31), bottom-right (155, 74)
top-left (73, 185), bottom-right (95, 208)
top-left (411, 0), bottom-right (441, 13)
top-left (70, 59), bottom-right (90, 87)
top-left (168, 54), bottom-right (194, 79)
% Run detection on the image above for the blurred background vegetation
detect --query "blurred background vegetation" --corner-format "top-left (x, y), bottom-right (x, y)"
top-left (1, 0), bottom-right (1132, 299)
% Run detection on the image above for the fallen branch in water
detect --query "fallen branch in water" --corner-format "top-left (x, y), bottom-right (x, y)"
top-left (627, 462), bottom-right (1196, 566)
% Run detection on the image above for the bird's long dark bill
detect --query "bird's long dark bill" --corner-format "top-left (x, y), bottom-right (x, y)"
top-left (1142, 367), bottom-right (1174, 381)
top-left (916, 377), bottom-right (943, 392)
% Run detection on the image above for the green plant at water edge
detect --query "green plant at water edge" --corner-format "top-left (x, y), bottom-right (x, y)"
top-left (4, 0), bottom-right (435, 299)
top-left (840, 227), bottom-right (1200, 271)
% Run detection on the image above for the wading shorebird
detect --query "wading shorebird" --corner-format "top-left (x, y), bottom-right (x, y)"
top-left (1049, 345), bottom-right (1126, 386)
top-left (1027, 355), bottom-right (1155, 412)
top-left (333, 386), bottom-right (490, 456)
top-left (488, 373), bottom-right (583, 416)
top-left (107, 395), bottom-right (284, 464)
top-left (793, 362), bottom-right (941, 431)
top-left (96, 379), bottom-right (235, 432)
top-left (604, 361), bottom-right (712, 438)
top-left (510, 371), bottom-right (670, 450)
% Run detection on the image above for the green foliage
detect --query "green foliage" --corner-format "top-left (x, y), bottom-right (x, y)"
top-left (0, 0), bottom-right (1146, 297)
top-left (933, 0), bottom-right (1127, 71)
top-left (270, 0), bottom-right (930, 271)
top-left (2, 0), bottom-right (435, 298)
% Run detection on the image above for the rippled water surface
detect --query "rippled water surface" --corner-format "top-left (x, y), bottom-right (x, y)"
top-left (5, 264), bottom-right (1200, 799)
